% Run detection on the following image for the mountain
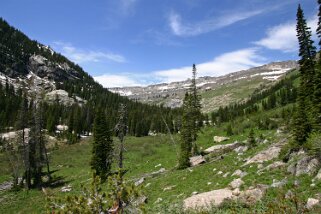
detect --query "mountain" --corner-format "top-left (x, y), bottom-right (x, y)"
top-left (110, 61), bottom-right (298, 112)
top-left (0, 18), bottom-right (180, 137)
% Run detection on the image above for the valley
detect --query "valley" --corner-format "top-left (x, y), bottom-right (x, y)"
top-left (1, 1), bottom-right (321, 213)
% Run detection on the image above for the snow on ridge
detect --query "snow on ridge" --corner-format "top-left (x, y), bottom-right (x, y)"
top-left (263, 75), bottom-right (282, 81)
top-left (109, 89), bottom-right (133, 96)
top-left (196, 81), bottom-right (217, 87)
top-left (260, 68), bottom-right (291, 76)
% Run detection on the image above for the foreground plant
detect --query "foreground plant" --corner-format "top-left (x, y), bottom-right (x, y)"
top-left (47, 171), bottom-right (144, 214)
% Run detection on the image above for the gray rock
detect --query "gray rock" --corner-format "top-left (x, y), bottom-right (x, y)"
top-left (184, 189), bottom-right (233, 210)
top-left (306, 198), bottom-right (319, 210)
top-left (259, 161), bottom-right (285, 173)
top-left (238, 186), bottom-right (267, 205)
top-left (232, 188), bottom-right (241, 196)
top-left (213, 136), bottom-right (230, 143)
top-left (61, 185), bottom-right (72, 192)
top-left (271, 178), bottom-right (287, 188)
top-left (154, 198), bottom-right (163, 204)
top-left (151, 168), bottom-right (166, 176)
top-left (231, 169), bottom-right (247, 178)
top-left (229, 178), bottom-right (244, 189)
top-left (288, 156), bottom-right (320, 176)
top-left (234, 145), bottom-right (248, 153)
top-left (223, 172), bottom-right (230, 178)
top-left (243, 144), bottom-right (283, 165)
top-left (189, 155), bottom-right (206, 167)
top-left (204, 142), bottom-right (241, 154)
top-left (163, 185), bottom-right (176, 191)
top-left (135, 177), bottom-right (145, 186)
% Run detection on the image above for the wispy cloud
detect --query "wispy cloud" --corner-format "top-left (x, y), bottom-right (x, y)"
top-left (119, 0), bottom-right (138, 15)
top-left (93, 48), bottom-right (265, 87)
top-left (132, 29), bottom-right (183, 46)
top-left (52, 42), bottom-right (126, 64)
top-left (168, 9), bottom-right (264, 37)
top-left (94, 74), bottom-right (140, 88)
top-left (255, 16), bottom-right (318, 52)
top-left (153, 48), bottom-right (266, 82)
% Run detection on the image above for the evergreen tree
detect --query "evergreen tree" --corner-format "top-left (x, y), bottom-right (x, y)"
top-left (292, 4), bottom-right (316, 144)
top-left (293, 95), bottom-right (311, 145)
top-left (178, 93), bottom-right (193, 169)
top-left (91, 109), bottom-right (113, 180)
top-left (190, 64), bottom-right (202, 155)
top-left (313, 0), bottom-right (321, 131)
top-left (114, 104), bottom-right (127, 170)
top-left (247, 129), bottom-right (256, 148)
top-left (296, 4), bottom-right (316, 99)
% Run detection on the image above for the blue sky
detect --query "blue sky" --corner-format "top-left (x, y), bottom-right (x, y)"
top-left (0, 0), bottom-right (318, 87)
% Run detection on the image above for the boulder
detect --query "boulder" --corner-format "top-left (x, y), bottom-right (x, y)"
top-left (306, 198), bottom-right (319, 210)
top-left (61, 185), bottom-right (72, 192)
top-left (271, 178), bottom-right (287, 188)
top-left (189, 155), bottom-right (206, 167)
top-left (151, 168), bottom-right (166, 176)
top-left (232, 188), bottom-right (241, 196)
top-left (229, 178), bottom-right (244, 189)
top-left (213, 136), bottom-right (230, 143)
top-left (163, 185), bottom-right (176, 191)
top-left (184, 189), bottom-right (233, 210)
top-left (259, 161), bottom-right (286, 173)
top-left (238, 186), bottom-right (267, 205)
top-left (243, 144), bottom-right (282, 165)
top-left (234, 145), bottom-right (248, 153)
top-left (287, 156), bottom-right (320, 176)
top-left (231, 169), bottom-right (247, 178)
top-left (204, 142), bottom-right (241, 154)
top-left (135, 177), bottom-right (145, 186)
top-left (223, 172), bottom-right (230, 178)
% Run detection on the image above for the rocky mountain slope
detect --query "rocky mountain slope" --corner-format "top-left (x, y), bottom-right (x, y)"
top-left (110, 61), bottom-right (298, 112)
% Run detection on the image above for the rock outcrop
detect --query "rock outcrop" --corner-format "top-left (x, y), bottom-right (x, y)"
top-left (204, 142), bottom-right (241, 154)
top-left (287, 156), bottom-right (320, 176)
top-left (183, 189), bottom-right (233, 210)
top-left (243, 143), bottom-right (283, 165)
top-left (189, 155), bottom-right (206, 167)
top-left (213, 136), bottom-right (230, 143)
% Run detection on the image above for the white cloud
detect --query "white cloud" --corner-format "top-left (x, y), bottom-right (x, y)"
top-left (153, 48), bottom-right (266, 83)
top-left (255, 16), bottom-right (317, 52)
top-left (119, 0), bottom-right (137, 15)
top-left (94, 74), bottom-right (140, 88)
top-left (169, 9), bottom-right (264, 37)
top-left (52, 42), bottom-right (126, 64)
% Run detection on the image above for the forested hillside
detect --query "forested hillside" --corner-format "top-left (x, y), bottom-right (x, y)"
top-left (0, 18), bottom-right (181, 139)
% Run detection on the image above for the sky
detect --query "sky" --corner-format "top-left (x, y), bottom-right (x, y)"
top-left (0, 0), bottom-right (318, 87)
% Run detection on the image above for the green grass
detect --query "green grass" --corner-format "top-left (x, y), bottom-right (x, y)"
top-left (0, 119), bottom-right (320, 213)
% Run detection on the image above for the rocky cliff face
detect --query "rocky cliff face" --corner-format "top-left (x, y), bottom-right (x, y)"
top-left (0, 54), bottom-right (85, 106)
top-left (109, 61), bottom-right (298, 109)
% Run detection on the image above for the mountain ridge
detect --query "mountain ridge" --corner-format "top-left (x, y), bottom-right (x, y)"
top-left (110, 60), bottom-right (298, 110)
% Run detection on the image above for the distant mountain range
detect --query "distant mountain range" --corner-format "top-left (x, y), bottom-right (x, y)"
top-left (110, 61), bottom-right (298, 111)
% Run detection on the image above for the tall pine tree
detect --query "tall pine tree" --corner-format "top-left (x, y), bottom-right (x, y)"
top-left (91, 109), bottom-right (113, 180)
top-left (178, 93), bottom-right (193, 169)
top-left (190, 64), bottom-right (202, 155)
top-left (292, 4), bottom-right (316, 145)
top-left (296, 4), bottom-right (316, 99)
top-left (313, 0), bottom-right (321, 131)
